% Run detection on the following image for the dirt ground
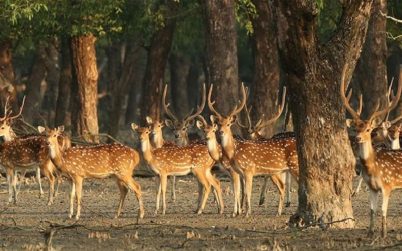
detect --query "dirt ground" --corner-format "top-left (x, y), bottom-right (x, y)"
top-left (0, 173), bottom-right (402, 250)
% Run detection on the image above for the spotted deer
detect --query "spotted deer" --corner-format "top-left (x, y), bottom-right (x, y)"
top-left (208, 83), bottom-right (299, 216)
top-left (340, 64), bottom-right (402, 237)
top-left (0, 97), bottom-right (61, 205)
top-left (195, 115), bottom-right (242, 216)
top-left (238, 104), bottom-right (295, 208)
top-left (38, 126), bottom-right (144, 220)
top-left (132, 123), bottom-right (224, 215)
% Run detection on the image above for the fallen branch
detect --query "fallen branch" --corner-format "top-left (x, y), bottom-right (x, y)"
top-left (380, 11), bottom-right (402, 24)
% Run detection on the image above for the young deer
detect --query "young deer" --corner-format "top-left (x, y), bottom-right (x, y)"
top-left (195, 115), bottom-right (242, 216)
top-left (0, 97), bottom-right (60, 205)
top-left (238, 104), bottom-right (295, 208)
top-left (208, 83), bottom-right (299, 216)
top-left (340, 65), bottom-right (402, 237)
top-left (132, 123), bottom-right (224, 215)
top-left (39, 126), bottom-right (144, 220)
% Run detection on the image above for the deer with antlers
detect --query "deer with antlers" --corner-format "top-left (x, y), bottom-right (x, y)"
top-left (0, 97), bottom-right (62, 205)
top-left (238, 102), bottom-right (296, 208)
top-left (38, 126), bottom-right (144, 220)
top-left (340, 64), bottom-right (402, 237)
top-left (208, 83), bottom-right (299, 216)
top-left (132, 122), bottom-right (224, 215)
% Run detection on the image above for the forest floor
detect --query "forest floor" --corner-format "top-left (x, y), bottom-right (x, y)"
top-left (0, 173), bottom-right (402, 250)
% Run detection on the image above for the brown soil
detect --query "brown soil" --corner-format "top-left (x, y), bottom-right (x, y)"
top-left (0, 175), bottom-right (401, 250)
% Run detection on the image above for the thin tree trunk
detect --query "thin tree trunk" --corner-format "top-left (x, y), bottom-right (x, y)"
top-left (250, 0), bottom-right (280, 138)
top-left (55, 37), bottom-right (72, 127)
top-left (70, 34), bottom-right (99, 143)
top-left (169, 52), bottom-right (191, 118)
top-left (139, 1), bottom-right (178, 122)
top-left (23, 43), bottom-right (48, 124)
top-left (201, 0), bottom-right (239, 114)
top-left (274, 0), bottom-right (373, 228)
top-left (353, 0), bottom-right (388, 118)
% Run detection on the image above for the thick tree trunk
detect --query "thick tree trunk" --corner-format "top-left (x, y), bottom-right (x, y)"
top-left (353, 0), bottom-right (387, 118)
top-left (139, 1), bottom-right (178, 122)
top-left (274, 0), bottom-right (373, 228)
top-left (201, 0), bottom-right (239, 114)
top-left (250, 0), bottom-right (280, 138)
top-left (55, 37), bottom-right (72, 127)
top-left (169, 52), bottom-right (191, 118)
top-left (186, 57), bottom-right (202, 109)
top-left (70, 34), bottom-right (99, 143)
top-left (23, 43), bottom-right (48, 124)
top-left (0, 40), bottom-right (17, 114)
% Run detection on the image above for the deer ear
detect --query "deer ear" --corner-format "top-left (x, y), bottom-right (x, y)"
top-left (210, 115), bottom-right (216, 124)
top-left (345, 119), bottom-right (353, 128)
top-left (196, 120), bottom-right (204, 129)
top-left (37, 126), bottom-right (46, 133)
top-left (382, 121), bottom-right (392, 129)
top-left (58, 125), bottom-right (65, 132)
top-left (165, 119), bottom-right (174, 128)
top-left (146, 116), bottom-right (153, 125)
top-left (131, 123), bottom-right (139, 131)
top-left (371, 118), bottom-right (382, 129)
top-left (212, 123), bottom-right (218, 131)
top-left (230, 115), bottom-right (237, 124)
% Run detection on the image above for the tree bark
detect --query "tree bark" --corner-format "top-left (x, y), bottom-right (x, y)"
top-left (70, 34), bottom-right (99, 143)
top-left (250, 0), bottom-right (280, 138)
top-left (353, 0), bottom-right (387, 118)
top-left (274, 0), bottom-right (373, 228)
top-left (139, 1), bottom-right (178, 122)
top-left (23, 43), bottom-right (48, 124)
top-left (55, 37), bottom-right (72, 128)
top-left (201, 0), bottom-right (239, 114)
top-left (169, 52), bottom-right (191, 119)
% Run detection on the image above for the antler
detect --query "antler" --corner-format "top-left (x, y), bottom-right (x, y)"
top-left (162, 84), bottom-right (178, 122)
top-left (8, 96), bottom-right (26, 120)
top-left (384, 77), bottom-right (395, 122)
top-left (207, 84), bottom-right (223, 120)
top-left (254, 87), bottom-right (287, 131)
top-left (183, 84), bottom-right (206, 124)
top-left (196, 114), bottom-right (208, 127)
top-left (1, 95), bottom-right (12, 120)
top-left (340, 64), bottom-right (362, 121)
top-left (229, 82), bottom-right (247, 117)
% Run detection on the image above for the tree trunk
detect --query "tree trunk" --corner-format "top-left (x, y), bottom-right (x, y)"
top-left (139, 1), bottom-right (178, 122)
top-left (353, 0), bottom-right (388, 118)
top-left (55, 37), bottom-right (72, 127)
top-left (108, 43), bottom-right (141, 137)
top-left (274, 0), bottom-right (373, 228)
top-left (169, 52), bottom-right (191, 119)
top-left (186, 57), bottom-right (202, 110)
top-left (23, 43), bottom-right (48, 124)
top-left (250, 0), bottom-right (280, 138)
top-left (0, 40), bottom-right (17, 114)
top-left (43, 38), bottom-right (60, 127)
top-left (201, 0), bottom-right (239, 114)
top-left (70, 34), bottom-right (99, 143)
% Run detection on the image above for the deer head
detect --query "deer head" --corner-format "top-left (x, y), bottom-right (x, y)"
top-left (163, 84), bottom-right (206, 145)
top-left (38, 125), bottom-right (65, 159)
top-left (0, 95), bottom-right (25, 141)
top-left (196, 115), bottom-right (220, 161)
top-left (341, 64), bottom-right (402, 148)
top-left (145, 116), bottom-right (164, 148)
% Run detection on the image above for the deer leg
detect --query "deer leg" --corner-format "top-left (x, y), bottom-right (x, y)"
top-left (11, 170), bottom-right (18, 204)
top-left (36, 167), bottom-right (44, 197)
top-left (369, 189), bottom-right (379, 236)
top-left (193, 170), bottom-right (211, 214)
top-left (155, 176), bottom-right (161, 215)
top-left (115, 180), bottom-right (128, 218)
top-left (120, 176), bottom-right (144, 220)
top-left (6, 168), bottom-right (14, 204)
top-left (259, 176), bottom-right (269, 207)
top-left (196, 180), bottom-right (203, 212)
top-left (171, 176), bottom-right (176, 202)
top-left (42, 163), bottom-right (55, 205)
top-left (230, 169), bottom-right (241, 216)
top-left (17, 170), bottom-right (26, 195)
top-left (160, 173), bottom-right (168, 215)
top-left (285, 171), bottom-right (291, 207)
top-left (353, 176), bottom-right (364, 196)
top-left (271, 173), bottom-right (286, 216)
top-left (381, 190), bottom-right (390, 238)
top-left (206, 170), bottom-right (224, 214)
top-left (74, 177), bottom-right (83, 220)
top-left (245, 173), bottom-right (254, 217)
top-left (69, 181), bottom-right (76, 219)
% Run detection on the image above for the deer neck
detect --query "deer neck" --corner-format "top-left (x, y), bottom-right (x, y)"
top-left (152, 133), bottom-right (164, 149)
top-left (221, 130), bottom-right (236, 160)
top-left (358, 139), bottom-right (375, 162)
top-left (206, 136), bottom-right (221, 161)
top-left (3, 129), bottom-right (16, 142)
top-left (141, 136), bottom-right (154, 163)
top-left (177, 135), bottom-right (189, 147)
top-left (387, 135), bottom-right (400, 150)
top-left (49, 142), bottom-right (65, 168)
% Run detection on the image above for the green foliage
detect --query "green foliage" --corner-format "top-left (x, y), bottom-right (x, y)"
top-left (235, 0), bottom-right (256, 35)
top-left (317, 0), bottom-right (342, 42)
